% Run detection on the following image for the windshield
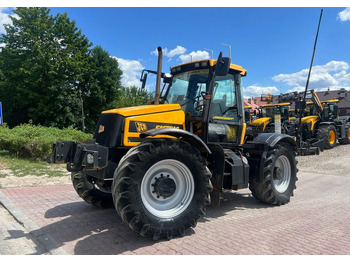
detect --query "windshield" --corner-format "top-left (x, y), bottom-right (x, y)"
top-left (165, 69), bottom-right (209, 117)
top-left (261, 107), bottom-right (274, 118)
top-left (165, 69), bottom-right (239, 121)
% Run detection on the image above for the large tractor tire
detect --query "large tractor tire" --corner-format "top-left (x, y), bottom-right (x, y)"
top-left (112, 139), bottom-right (212, 240)
top-left (71, 172), bottom-right (114, 208)
top-left (317, 125), bottom-right (337, 149)
top-left (249, 142), bottom-right (298, 206)
top-left (339, 123), bottom-right (350, 144)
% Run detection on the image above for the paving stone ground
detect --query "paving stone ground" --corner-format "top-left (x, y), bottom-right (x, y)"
top-left (1, 144), bottom-right (350, 255)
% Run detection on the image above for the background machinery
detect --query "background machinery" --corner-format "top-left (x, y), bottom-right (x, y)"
top-left (52, 48), bottom-right (298, 240)
top-left (250, 102), bottom-right (292, 135)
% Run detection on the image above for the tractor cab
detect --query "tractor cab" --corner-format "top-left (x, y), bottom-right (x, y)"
top-left (160, 57), bottom-right (248, 147)
top-left (321, 99), bottom-right (339, 123)
top-left (251, 102), bottom-right (291, 134)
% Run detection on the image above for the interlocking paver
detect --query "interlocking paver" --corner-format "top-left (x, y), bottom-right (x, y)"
top-left (1, 144), bottom-right (350, 254)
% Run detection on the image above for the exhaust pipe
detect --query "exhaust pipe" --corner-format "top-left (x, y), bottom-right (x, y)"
top-left (155, 46), bottom-right (162, 105)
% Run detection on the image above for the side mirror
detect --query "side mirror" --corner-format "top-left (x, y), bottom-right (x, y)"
top-left (215, 52), bottom-right (231, 76)
top-left (163, 73), bottom-right (172, 84)
top-left (140, 72), bottom-right (148, 89)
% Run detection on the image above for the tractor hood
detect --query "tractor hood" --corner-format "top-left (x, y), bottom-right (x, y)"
top-left (251, 117), bottom-right (271, 126)
top-left (102, 104), bottom-right (181, 117)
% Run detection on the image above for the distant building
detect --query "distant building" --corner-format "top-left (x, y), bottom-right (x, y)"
top-left (317, 88), bottom-right (350, 116)
top-left (245, 88), bottom-right (350, 116)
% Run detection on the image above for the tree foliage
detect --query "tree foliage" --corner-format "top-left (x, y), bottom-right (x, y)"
top-left (112, 86), bottom-right (153, 109)
top-left (0, 7), bottom-right (147, 132)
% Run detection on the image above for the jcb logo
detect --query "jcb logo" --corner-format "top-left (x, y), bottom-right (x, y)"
top-left (135, 122), bottom-right (147, 133)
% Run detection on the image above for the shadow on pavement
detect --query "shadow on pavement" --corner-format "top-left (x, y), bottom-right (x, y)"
top-left (32, 190), bottom-right (273, 254)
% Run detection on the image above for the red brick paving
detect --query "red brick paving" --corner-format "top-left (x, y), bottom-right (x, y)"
top-left (1, 167), bottom-right (350, 255)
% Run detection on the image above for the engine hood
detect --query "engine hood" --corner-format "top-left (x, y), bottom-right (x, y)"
top-left (251, 117), bottom-right (272, 126)
top-left (102, 104), bottom-right (181, 117)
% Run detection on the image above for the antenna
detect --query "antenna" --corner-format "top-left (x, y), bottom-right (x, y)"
top-left (221, 43), bottom-right (231, 59)
top-left (204, 48), bottom-right (213, 59)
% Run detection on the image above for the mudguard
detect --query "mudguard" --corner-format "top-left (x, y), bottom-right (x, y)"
top-left (139, 128), bottom-right (211, 154)
top-left (250, 133), bottom-right (297, 151)
top-left (243, 133), bottom-right (297, 183)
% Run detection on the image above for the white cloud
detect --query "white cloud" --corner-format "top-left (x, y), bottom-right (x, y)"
top-left (0, 7), bottom-right (13, 34)
top-left (0, 8), bottom-right (19, 35)
top-left (151, 46), bottom-right (209, 63)
top-left (243, 85), bottom-right (279, 98)
top-left (179, 50), bottom-right (210, 63)
top-left (151, 46), bottom-right (186, 61)
top-left (167, 46), bottom-right (186, 58)
top-left (112, 56), bottom-right (144, 88)
top-left (338, 7), bottom-right (350, 22)
top-left (272, 61), bottom-right (350, 92)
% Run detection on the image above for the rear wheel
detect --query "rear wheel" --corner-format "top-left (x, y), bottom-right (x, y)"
top-left (317, 125), bottom-right (337, 149)
top-left (249, 142), bottom-right (297, 205)
top-left (339, 123), bottom-right (350, 144)
top-left (112, 139), bottom-right (212, 240)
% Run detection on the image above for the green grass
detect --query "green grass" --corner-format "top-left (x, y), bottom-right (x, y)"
top-left (0, 150), bottom-right (68, 177)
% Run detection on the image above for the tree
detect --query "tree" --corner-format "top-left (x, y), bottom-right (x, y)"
top-left (83, 46), bottom-right (123, 131)
top-left (0, 8), bottom-right (101, 129)
top-left (111, 86), bottom-right (153, 109)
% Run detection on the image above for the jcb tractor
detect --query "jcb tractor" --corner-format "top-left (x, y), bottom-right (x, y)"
top-left (280, 90), bottom-right (350, 152)
top-left (52, 48), bottom-right (298, 240)
top-left (318, 99), bottom-right (350, 145)
top-left (249, 102), bottom-right (292, 135)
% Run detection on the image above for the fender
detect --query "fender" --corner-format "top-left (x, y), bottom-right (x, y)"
top-left (318, 122), bottom-right (335, 126)
top-left (243, 133), bottom-right (297, 183)
top-left (251, 133), bottom-right (297, 151)
top-left (139, 128), bottom-right (211, 154)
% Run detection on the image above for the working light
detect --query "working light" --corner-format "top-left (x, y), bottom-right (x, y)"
top-left (86, 153), bottom-right (94, 165)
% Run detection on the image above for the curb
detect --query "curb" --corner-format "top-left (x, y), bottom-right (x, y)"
top-left (0, 190), bottom-right (68, 255)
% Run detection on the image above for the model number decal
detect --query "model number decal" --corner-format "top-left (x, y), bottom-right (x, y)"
top-left (130, 121), bottom-right (183, 133)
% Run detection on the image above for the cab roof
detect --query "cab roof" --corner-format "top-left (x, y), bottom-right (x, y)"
top-left (170, 59), bottom-right (247, 76)
top-left (260, 102), bottom-right (291, 108)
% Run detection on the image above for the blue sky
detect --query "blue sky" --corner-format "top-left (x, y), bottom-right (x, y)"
top-left (1, 4), bottom-right (350, 98)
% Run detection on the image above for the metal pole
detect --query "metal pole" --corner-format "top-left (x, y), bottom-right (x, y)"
top-left (297, 9), bottom-right (323, 146)
top-left (79, 90), bottom-right (85, 132)
top-left (155, 46), bottom-right (163, 105)
top-left (221, 43), bottom-right (231, 59)
top-left (204, 48), bottom-right (213, 59)
top-left (302, 9), bottom-right (323, 102)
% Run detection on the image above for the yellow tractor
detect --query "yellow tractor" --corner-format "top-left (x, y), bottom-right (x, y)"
top-left (281, 90), bottom-right (350, 152)
top-left (250, 102), bottom-right (292, 134)
top-left (52, 48), bottom-right (298, 239)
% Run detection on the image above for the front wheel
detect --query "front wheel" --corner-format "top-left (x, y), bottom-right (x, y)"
top-left (112, 139), bottom-right (212, 240)
top-left (249, 142), bottom-right (298, 205)
top-left (71, 172), bottom-right (114, 208)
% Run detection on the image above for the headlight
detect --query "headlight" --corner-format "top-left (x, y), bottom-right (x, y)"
top-left (86, 153), bottom-right (94, 165)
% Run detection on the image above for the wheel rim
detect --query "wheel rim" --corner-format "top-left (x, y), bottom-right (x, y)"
top-left (141, 159), bottom-right (194, 219)
top-left (329, 130), bottom-right (336, 144)
top-left (273, 155), bottom-right (291, 193)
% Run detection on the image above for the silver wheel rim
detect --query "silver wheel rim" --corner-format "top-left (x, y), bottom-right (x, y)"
top-left (141, 159), bottom-right (194, 219)
top-left (273, 155), bottom-right (291, 193)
